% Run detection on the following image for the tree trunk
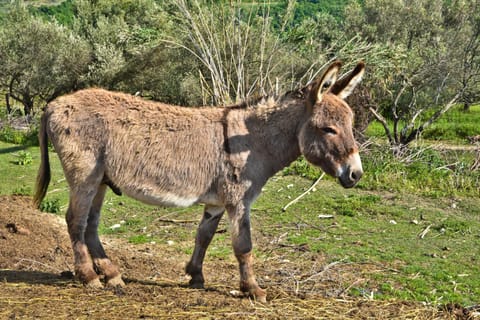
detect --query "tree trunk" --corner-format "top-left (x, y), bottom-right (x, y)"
top-left (463, 102), bottom-right (470, 112)
top-left (5, 93), bottom-right (11, 114)
top-left (23, 97), bottom-right (34, 118)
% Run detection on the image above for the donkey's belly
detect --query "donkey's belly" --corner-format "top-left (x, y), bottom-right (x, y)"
top-left (122, 187), bottom-right (200, 207)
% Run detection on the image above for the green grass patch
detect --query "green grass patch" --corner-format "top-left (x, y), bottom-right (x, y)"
top-left (253, 175), bottom-right (480, 305)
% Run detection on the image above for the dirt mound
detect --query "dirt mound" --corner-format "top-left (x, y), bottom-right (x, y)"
top-left (0, 195), bottom-right (469, 319)
top-left (0, 195), bottom-right (71, 274)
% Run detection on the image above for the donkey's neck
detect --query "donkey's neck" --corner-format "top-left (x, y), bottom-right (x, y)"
top-left (241, 98), bottom-right (305, 178)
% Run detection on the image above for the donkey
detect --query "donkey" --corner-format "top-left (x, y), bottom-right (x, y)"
top-left (34, 61), bottom-right (365, 302)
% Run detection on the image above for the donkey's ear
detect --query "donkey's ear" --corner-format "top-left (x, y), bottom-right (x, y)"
top-left (330, 61), bottom-right (365, 99)
top-left (310, 61), bottom-right (342, 105)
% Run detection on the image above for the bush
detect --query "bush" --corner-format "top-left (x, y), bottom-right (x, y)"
top-left (39, 199), bottom-right (61, 214)
top-left (15, 151), bottom-right (33, 165)
top-left (0, 124), bottom-right (39, 146)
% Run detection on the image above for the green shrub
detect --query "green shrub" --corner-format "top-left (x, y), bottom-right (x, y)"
top-left (15, 150), bottom-right (33, 165)
top-left (39, 198), bottom-right (61, 214)
top-left (0, 125), bottom-right (39, 146)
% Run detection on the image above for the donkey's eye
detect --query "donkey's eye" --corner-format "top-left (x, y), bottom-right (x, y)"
top-left (321, 127), bottom-right (337, 135)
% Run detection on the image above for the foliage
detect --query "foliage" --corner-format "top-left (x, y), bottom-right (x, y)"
top-left (164, 0), bottom-right (301, 105)
top-left (343, 0), bottom-right (480, 150)
top-left (39, 198), bottom-right (61, 213)
top-left (0, 124), bottom-right (38, 146)
top-left (35, 0), bottom-right (75, 25)
top-left (14, 150), bottom-right (33, 165)
top-left (71, 0), bottom-right (166, 89)
top-left (0, 3), bottom-right (90, 116)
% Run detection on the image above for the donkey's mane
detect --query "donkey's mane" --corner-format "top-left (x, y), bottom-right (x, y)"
top-left (225, 88), bottom-right (305, 110)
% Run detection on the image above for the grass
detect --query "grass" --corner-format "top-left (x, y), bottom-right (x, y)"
top-left (253, 175), bottom-right (480, 305)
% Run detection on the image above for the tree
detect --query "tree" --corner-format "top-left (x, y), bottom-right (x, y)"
top-left (0, 4), bottom-right (90, 116)
top-left (443, 0), bottom-right (480, 111)
top-left (72, 0), bottom-right (167, 90)
top-left (343, 0), bottom-right (479, 152)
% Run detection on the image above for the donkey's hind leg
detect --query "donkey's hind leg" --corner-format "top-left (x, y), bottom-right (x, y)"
top-left (85, 184), bottom-right (125, 288)
top-left (186, 205), bottom-right (225, 288)
top-left (66, 186), bottom-right (103, 288)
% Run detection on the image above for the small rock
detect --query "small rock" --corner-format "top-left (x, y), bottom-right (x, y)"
top-left (229, 290), bottom-right (242, 297)
top-left (318, 214), bottom-right (334, 219)
top-left (6, 223), bottom-right (18, 233)
top-left (411, 219), bottom-right (419, 225)
top-left (5, 223), bottom-right (30, 235)
top-left (389, 220), bottom-right (397, 225)
top-left (110, 224), bottom-right (121, 230)
top-left (167, 240), bottom-right (175, 246)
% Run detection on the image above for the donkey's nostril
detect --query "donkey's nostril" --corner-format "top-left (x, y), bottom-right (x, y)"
top-left (350, 169), bottom-right (363, 182)
top-left (351, 171), bottom-right (357, 181)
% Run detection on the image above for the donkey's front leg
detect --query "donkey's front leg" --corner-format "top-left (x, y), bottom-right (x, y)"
top-left (227, 203), bottom-right (266, 303)
top-left (186, 205), bottom-right (225, 288)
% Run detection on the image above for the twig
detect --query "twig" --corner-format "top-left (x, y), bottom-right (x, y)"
top-left (155, 218), bottom-right (198, 224)
top-left (418, 224), bottom-right (432, 239)
top-left (301, 259), bottom-right (344, 283)
top-left (14, 258), bottom-right (63, 273)
top-left (339, 278), bottom-right (364, 298)
top-left (282, 173), bottom-right (325, 212)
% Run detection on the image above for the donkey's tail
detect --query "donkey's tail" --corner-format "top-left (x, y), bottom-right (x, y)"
top-left (33, 112), bottom-right (51, 208)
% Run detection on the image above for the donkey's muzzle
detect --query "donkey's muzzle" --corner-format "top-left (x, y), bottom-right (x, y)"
top-left (338, 152), bottom-right (363, 188)
top-left (339, 168), bottom-right (363, 188)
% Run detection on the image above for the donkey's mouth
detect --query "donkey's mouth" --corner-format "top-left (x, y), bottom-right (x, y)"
top-left (338, 168), bottom-right (363, 188)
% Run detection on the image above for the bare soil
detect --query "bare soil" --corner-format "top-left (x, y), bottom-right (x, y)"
top-left (0, 195), bottom-right (473, 319)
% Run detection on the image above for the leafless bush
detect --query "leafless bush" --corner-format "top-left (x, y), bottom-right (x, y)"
top-left (164, 1), bottom-right (378, 106)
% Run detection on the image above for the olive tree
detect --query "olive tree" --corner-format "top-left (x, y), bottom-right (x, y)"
top-left (0, 5), bottom-right (90, 116)
top-left (344, 0), bottom-right (478, 152)
top-left (72, 0), bottom-right (168, 90)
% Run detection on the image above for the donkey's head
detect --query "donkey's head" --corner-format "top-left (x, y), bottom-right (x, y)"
top-left (298, 61), bottom-right (365, 188)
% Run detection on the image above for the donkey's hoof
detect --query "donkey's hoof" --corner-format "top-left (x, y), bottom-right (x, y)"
top-left (85, 278), bottom-right (103, 289)
top-left (252, 288), bottom-right (267, 303)
top-left (188, 273), bottom-right (205, 289)
top-left (106, 275), bottom-right (125, 288)
top-left (189, 281), bottom-right (205, 289)
top-left (241, 284), bottom-right (267, 303)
